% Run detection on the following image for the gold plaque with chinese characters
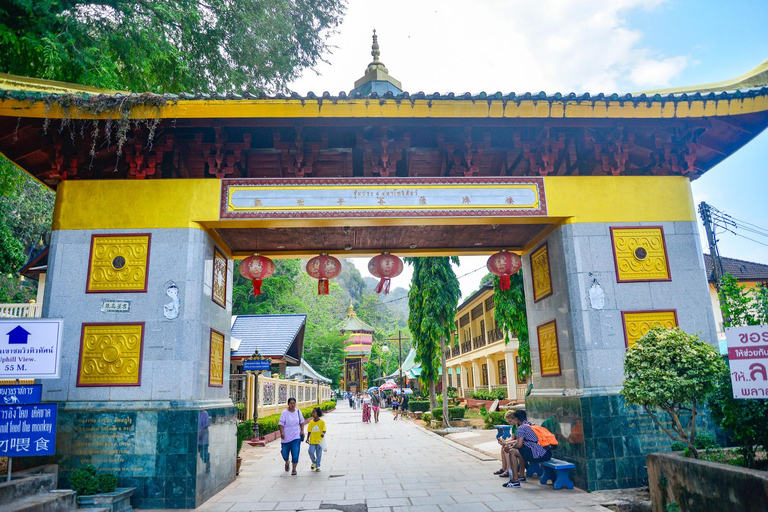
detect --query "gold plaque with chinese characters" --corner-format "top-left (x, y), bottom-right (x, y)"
top-left (209, 329), bottom-right (225, 387)
top-left (622, 311), bottom-right (678, 349)
top-left (537, 320), bottom-right (561, 377)
top-left (86, 234), bottom-right (151, 292)
top-left (77, 323), bottom-right (144, 386)
top-left (531, 243), bottom-right (553, 302)
top-left (611, 227), bottom-right (670, 282)
top-left (212, 247), bottom-right (227, 308)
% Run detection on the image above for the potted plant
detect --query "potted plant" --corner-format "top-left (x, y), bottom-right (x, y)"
top-left (236, 419), bottom-right (255, 475)
top-left (71, 464), bottom-right (134, 511)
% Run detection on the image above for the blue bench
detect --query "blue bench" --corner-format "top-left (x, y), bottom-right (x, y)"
top-left (539, 458), bottom-right (575, 490)
top-left (526, 460), bottom-right (543, 478)
top-left (493, 424), bottom-right (514, 439)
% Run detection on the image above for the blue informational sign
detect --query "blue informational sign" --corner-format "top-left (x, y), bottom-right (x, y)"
top-left (243, 359), bottom-right (271, 371)
top-left (0, 403), bottom-right (57, 457)
top-left (0, 384), bottom-right (42, 405)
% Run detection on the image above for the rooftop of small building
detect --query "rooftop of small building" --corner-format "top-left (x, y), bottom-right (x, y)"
top-left (339, 304), bottom-right (375, 334)
top-left (230, 314), bottom-right (306, 364)
top-left (704, 253), bottom-right (768, 283)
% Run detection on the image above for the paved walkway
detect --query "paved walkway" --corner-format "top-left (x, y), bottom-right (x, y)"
top-left (198, 402), bottom-right (611, 512)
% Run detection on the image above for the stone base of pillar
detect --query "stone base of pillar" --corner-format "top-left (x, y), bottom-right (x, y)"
top-left (52, 401), bottom-right (236, 509)
top-left (526, 393), bottom-right (724, 491)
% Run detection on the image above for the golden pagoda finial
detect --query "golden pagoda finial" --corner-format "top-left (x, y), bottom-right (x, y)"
top-left (348, 303), bottom-right (356, 317)
top-left (367, 29), bottom-right (388, 74)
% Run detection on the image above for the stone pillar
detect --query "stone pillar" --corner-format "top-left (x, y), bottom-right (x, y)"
top-left (504, 346), bottom-right (516, 401)
top-left (471, 360), bottom-right (481, 393)
top-left (522, 220), bottom-right (719, 491)
top-left (486, 356), bottom-right (497, 390)
top-left (41, 226), bottom-right (236, 509)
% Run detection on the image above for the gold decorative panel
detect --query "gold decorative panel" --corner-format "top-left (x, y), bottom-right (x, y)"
top-left (531, 243), bottom-right (553, 302)
top-left (611, 227), bottom-right (670, 282)
top-left (86, 234), bottom-right (151, 292)
top-left (537, 320), bottom-right (561, 377)
top-left (212, 247), bottom-right (228, 308)
top-left (78, 323), bottom-right (144, 386)
top-left (209, 329), bottom-right (225, 387)
top-left (622, 310), bottom-right (678, 349)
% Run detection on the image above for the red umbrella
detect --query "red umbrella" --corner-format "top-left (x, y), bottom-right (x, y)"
top-left (378, 380), bottom-right (398, 390)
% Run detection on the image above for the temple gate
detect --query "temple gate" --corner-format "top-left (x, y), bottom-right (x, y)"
top-left (1, 43), bottom-right (767, 503)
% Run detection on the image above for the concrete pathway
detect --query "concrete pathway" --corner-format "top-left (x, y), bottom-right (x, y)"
top-left (197, 402), bottom-right (611, 512)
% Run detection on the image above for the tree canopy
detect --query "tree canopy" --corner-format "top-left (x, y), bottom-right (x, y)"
top-left (0, 0), bottom-right (347, 94)
top-left (406, 256), bottom-right (461, 414)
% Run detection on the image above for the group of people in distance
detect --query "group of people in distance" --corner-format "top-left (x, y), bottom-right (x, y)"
top-left (495, 409), bottom-right (554, 489)
top-left (344, 389), bottom-right (409, 423)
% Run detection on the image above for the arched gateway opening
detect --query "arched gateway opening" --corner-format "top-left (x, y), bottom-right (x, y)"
top-left (1, 47), bottom-right (766, 507)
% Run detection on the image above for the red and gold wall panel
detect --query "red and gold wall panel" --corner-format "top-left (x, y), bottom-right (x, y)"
top-left (611, 227), bottom-right (670, 283)
top-left (209, 329), bottom-right (225, 387)
top-left (212, 247), bottom-right (228, 308)
top-left (537, 319), bottom-right (561, 377)
top-left (77, 323), bottom-right (144, 386)
top-left (530, 243), bottom-right (553, 302)
top-left (86, 234), bottom-right (151, 293)
top-left (622, 310), bottom-right (678, 349)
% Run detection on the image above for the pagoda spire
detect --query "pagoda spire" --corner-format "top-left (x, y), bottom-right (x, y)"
top-left (351, 29), bottom-right (402, 95)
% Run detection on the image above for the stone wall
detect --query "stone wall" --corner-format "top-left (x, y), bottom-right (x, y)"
top-left (647, 451), bottom-right (768, 512)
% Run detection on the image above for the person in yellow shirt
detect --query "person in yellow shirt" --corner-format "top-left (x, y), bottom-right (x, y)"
top-left (306, 407), bottom-right (327, 471)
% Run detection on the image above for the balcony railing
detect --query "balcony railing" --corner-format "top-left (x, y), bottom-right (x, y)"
top-left (487, 328), bottom-right (505, 343)
top-left (472, 333), bottom-right (487, 350)
top-left (0, 302), bottom-right (42, 318)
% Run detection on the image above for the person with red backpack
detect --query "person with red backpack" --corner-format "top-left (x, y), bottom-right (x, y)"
top-left (502, 409), bottom-right (557, 489)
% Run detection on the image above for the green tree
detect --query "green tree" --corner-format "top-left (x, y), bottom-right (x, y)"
top-left (718, 273), bottom-right (768, 327)
top-left (405, 257), bottom-right (461, 425)
top-left (303, 329), bottom-right (347, 389)
top-left (621, 328), bottom-right (725, 458)
top-left (0, 0), bottom-right (346, 94)
top-left (232, 259), bottom-right (302, 316)
top-left (490, 272), bottom-right (531, 382)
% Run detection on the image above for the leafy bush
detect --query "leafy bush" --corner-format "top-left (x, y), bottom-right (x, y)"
top-left (481, 409), bottom-right (508, 429)
top-left (708, 366), bottom-right (768, 468)
top-left (430, 406), bottom-right (466, 421)
top-left (70, 464), bottom-right (117, 496)
top-left (471, 388), bottom-right (508, 401)
top-left (236, 419), bottom-right (255, 453)
top-left (622, 328), bottom-right (725, 458)
top-left (422, 412), bottom-right (432, 427)
top-left (409, 400), bottom-right (431, 412)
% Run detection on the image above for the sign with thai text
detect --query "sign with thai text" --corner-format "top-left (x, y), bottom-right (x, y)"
top-left (0, 403), bottom-right (57, 456)
top-left (221, 177), bottom-right (547, 219)
top-left (0, 384), bottom-right (42, 405)
top-left (101, 299), bottom-right (131, 313)
top-left (243, 359), bottom-right (272, 371)
top-left (0, 319), bottom-right (62, 379)
top-left (726, 325), bottom-right (768, 399)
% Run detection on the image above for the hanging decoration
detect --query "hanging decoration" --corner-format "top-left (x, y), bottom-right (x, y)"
top-left (306, 253), bottom-right (342, 295)
top-left (368, 252), bottom-right (404, 294)
top-left (487, 250), bottom-right (522, 290)
top-left (239, 254), bottom-right (275, 296)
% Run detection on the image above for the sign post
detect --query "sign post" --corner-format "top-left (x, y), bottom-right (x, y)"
top-left (1, 319), bottom-right (62, 481)
top-left (244, 352), bottom-right (271, 439)
top-left (725, 325), bottom-right (768, 399)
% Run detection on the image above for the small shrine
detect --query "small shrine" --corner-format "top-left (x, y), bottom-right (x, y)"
top-left (338, 304), bottom-right (375, 393)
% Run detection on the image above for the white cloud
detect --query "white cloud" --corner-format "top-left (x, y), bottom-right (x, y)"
top-left (290, 0), bottom-right (688, 95)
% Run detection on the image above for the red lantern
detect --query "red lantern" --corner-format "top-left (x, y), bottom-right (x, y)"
top-left (368, 252), bottom-right (404, 294)
top-left (306, 253), bottom-right (342, 295)
top-left (239, 254), bottom-right (275, 296)
top-left (486, 250), bottom-right (522, 291)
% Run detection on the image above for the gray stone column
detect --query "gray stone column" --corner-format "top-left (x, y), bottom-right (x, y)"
top-left (522, 221), bottom-right (719, 491)
top-left (41, 227), bottom-right (236, 509)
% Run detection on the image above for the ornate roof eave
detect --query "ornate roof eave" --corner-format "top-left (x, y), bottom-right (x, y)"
top-left (640, 58), bottom-right (768, 96)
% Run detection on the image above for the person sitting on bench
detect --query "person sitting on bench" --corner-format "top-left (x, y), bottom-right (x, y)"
top-left (494, 410), bottom-right (526, 481)
top-left (502, 410), bottom-right (554, 489)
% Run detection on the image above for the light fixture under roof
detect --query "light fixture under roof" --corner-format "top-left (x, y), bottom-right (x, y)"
top-left (276, 245), bottom-right (285, 249)
top-left (344, 244), bottom-right (353, 251)
top-left (409, 244), bottom-right (417, 249)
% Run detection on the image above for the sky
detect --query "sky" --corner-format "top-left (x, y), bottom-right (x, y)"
top-left (288, 0), bottom-right (768, 299)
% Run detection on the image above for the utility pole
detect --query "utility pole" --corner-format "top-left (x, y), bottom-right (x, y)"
top-left (383, 331), bottom-right (409, 395)
top-left (699, 202), bottom-right (726, 292)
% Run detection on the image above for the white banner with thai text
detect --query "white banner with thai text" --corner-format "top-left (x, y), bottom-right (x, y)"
top-left (726, 325), bottom-right (768, 399)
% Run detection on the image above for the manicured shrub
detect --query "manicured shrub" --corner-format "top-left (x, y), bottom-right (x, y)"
top-left (471, 388), bottom-right (508, 401)
top-left (422, 412), bottom-right (432, 427)
top-left (482, 410), bottom-right (508, 429)
top-left (409, 400), bottom-right (431, 412)
top-left (257, 414), bottom-right (280, 436)
top-left (70, 464), bottom-right (118, 496)
top-left (430, 406), bottom-right (466, 421)
top-left (236, 419), bottom-right (255, 453)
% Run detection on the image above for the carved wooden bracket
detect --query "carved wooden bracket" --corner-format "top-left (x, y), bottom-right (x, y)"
top-left (359, 127), bottom-right (410, 177)
top-left (275, 127), bottom-right (320, 177)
